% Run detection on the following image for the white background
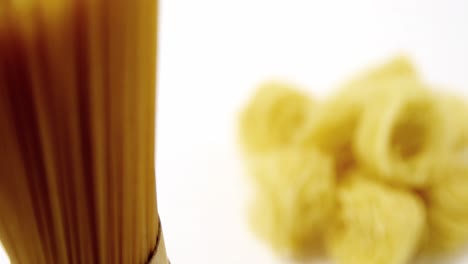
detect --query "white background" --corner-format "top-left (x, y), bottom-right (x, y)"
top-left (156, 0), bottom-right (468, 263)
top-left (1, 0), bottom-right (468, 263)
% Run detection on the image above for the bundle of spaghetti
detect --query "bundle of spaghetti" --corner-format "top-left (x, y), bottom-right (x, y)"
top-left (238, 81), bottom-right (315, 154)
top-left (248, 147), bottom-right (335, 257)
top-left (0, 0), bottom-right (161, 263)
top-left (299, 56), bottom-right (419, 175)
top-left (326, 172), bottom-right (426, 264)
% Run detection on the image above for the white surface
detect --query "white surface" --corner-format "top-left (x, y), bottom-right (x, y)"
top-left (0, 244), bottom-right (7, 264)
top-left (1, 0), bottom-right (468, 263)
top-left (156, 0), bottom-right (468, 264)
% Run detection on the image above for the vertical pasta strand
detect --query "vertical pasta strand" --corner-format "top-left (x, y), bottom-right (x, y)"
top-left (143, 0), bottom-right (159, 254)
top-left (85, 0), bottom-right (108, 263)
top-left (24, 10), bottom-right (70, 262)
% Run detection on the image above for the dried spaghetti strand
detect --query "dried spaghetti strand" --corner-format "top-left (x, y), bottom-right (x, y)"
top-left (0, 0), bottom-right (161, 263)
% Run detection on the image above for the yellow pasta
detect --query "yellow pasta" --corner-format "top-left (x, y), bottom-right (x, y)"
top-left (326, 172), bottom-right (426, 264)
top-left (239, 56), bottom-right (468, 263)
top-left (238, 81), bottom-right (314, 154)
top-left (343, 55), bottom-right (418, 93)
top-left (440, 95), bottom-right (468, 153)
top-left (355, 86), bottom-right (451, 187)
top-left (248, 147), bottom-right (335, 257)
top-left (298, 86), bottom-right (362, 175)
top-left (300, 56), bottom-right (419, 176)
top-left (422, 159), bottom-right (468, 253)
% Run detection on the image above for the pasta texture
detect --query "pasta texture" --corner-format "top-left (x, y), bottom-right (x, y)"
top-left (248, 148), bottom-right (335, 256)
top-left (326, 173), bottom-right (425, 264)
top-left (238, 81), bottom-right (314, 154)
top-left (423, 159), bottom-right (468, 253)
top-left (0, 0), bottom-right (163, 264)
top-left (239, 56), bottom-right (468, 263)
top-left (355, 86), bottom-right (450, 187)
top-left (300, 56), bottom-right (419, 175)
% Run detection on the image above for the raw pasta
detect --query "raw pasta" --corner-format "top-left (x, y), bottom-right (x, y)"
top-left (0, 0), bottom-right (161, 263)
top-left (343, 55), bottom-right (418, 92)
top-left (299, 57), bottom-right (419, 175)
top-left (423, 159), bottom-right (468, 253)
top-left (326, 172), bottom-right (425, 264)
top-left (248, 147), bottom-right (335, 257)
top-left (239, 56), bottom-right (468, 264)
top-left (355, 86), bottom-right (451, 187)
top-left (238, 81), bottom-right (314, 154)
top-left (298, 93), bottom-right (359, 175)
top-left (439, 95), bottom-right (468, 153)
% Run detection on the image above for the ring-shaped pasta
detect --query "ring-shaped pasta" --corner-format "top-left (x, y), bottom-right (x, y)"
top-left (355, 85), bottom-right (450, 187)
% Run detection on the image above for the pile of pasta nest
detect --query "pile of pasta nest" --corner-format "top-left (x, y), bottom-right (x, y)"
top-left (238, 57), bottom-right (468, 264)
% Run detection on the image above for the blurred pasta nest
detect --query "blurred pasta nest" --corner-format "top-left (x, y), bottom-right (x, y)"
top-left (238, 56), bottom-right (468, 264)
top-left (238, 81), bottom-right (314, 154)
